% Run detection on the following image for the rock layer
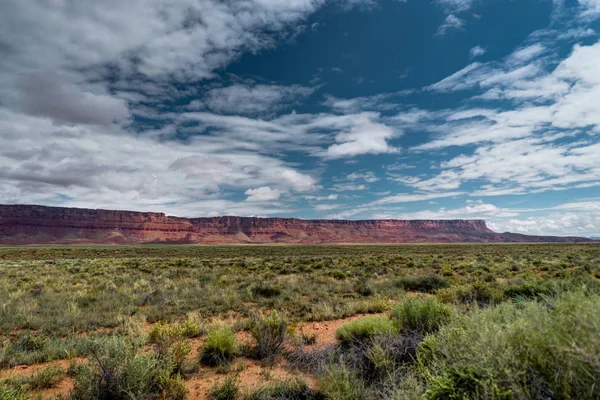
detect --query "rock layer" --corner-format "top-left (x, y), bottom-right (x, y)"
top-left (0, 204), bottom-right (593, 244)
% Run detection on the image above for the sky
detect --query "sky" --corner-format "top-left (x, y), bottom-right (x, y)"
top-left (1, 0), bottom-right (600, 237)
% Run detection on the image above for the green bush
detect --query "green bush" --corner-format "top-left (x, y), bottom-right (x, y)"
top-left (249, 311), bottom-right (287, 361)
top-left (251, 282), bottom-right (281, 298)
top-left (336, 316), bottom-right (396, 346)
top-left (417, 291), bottom-right (600, 399)
top-left (69, 336), bottom-right (187, 400)
top-left (200, 327), bottom-right (238, 366)
top-left (395, 276), bottom-right (449, 293)
top-left (437, 281), bottom-right (503, 305)
top-left (503, 282), bottom-right (556, 299)
top-left (0, 385), bottom-right (28, 400)
top-left (245, 379), bottom-right (323, 400)
top-left (210, 376), bottom-right (239, 400)
top-left (29, 365), bottom-right (65, 389)
top-left (319, 366), bottom-right (366, 400)
top-left (391, 297), bottom-right (452, 334)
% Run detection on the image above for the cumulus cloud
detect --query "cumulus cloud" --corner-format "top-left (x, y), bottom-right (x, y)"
top-left (17, 74), bottom-right (130, 126)
top-left (245, 186), bottom-right (283, 202)
top-left (0, 108), bottom-right (316, 215)
top-left (469, 45), bottom-right (487, 59)
top-left (325, 115), bottom-right (398, 158)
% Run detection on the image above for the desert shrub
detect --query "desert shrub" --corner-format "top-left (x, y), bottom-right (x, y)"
top-left (0, 385), bottom-right (28, 400)
top-left (437, 281), bottom-right (503, 305)
top-left (29, 365), bottom-right (65, 389)
top-left (148, 322), bottom-right (184, 356)
top-left (391, 297), bottom-right (452, 334)
top-left (248, 311), bottom-right (287, 361)
top-left (14, 334), bottom-right (48, 352)
top-left (200, 327), bottom-right (238, 366)
top-left (503, 281), bottom-right (556, 299)
top-left (355, 278), bottom-right (375, 297)
top-left (210, 376), bottom-right (239, 400)
top-left (69, 336), bottom-right (187, 400)
top-left (394, 276), bottom-right (449, 293)
top-left (319, 365), bottom-right (367, 400)
top-left (336, 316), bottom-right (396, 346)
top-left (329, 270), bottom-right (347, 280)
top-left (417, 291), bottom-right (600, 400)
top-left (251, 282), bottom-right (282, 298)
top-left (148, 321), bottom-right (193, 373)
top-left (245, 379), bottom-right (323, 400)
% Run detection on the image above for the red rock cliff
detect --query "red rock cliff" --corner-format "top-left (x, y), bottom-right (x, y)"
top-left (0, 204), bottom-right (592, 244)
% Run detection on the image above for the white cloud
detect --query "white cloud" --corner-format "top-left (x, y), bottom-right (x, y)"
top-left (0, 108), bottom-right (316, 215)
top-left (436, 14), bottom-right (465, 36)
top-left (323, 91), bottom-right (411, 113)
top-left (346, 171), bottom-right (380, 182)
top-left (492, 212), bottom-right (600, 236)
top-left (180, 110), bottom-right (399, 159)
top-left (331, 183), bottom-right (367, 192)
top-left (469, 45), bottom-right (487, 59)
top-left (325, 116), bottom-right (399, 158)
top-left (245, 186), bottom-right (283, 202)
top-left (370, 191), bottom-right (464, 206)
top-left (436, 0), bottom-right (474, 13)
top-left (198, 83), bottom-right (316, 115)
top-left (314, 203), bottom-right (342, 211)
top-left (507, 44), bottom-right (547, 64)
top-left (372, 200), bottom-right (518, 220)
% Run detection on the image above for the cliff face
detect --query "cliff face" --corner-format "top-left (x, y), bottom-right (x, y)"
top-left (0, 204), bottom-right (593, 244)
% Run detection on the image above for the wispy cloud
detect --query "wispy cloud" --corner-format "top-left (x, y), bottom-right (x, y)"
top-left (436, 14), bottom-right (465, 36)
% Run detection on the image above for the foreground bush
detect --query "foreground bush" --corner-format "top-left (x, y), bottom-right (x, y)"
top-left (394, 276), bottom-right (449, 293)
top-left (418, 291), bottom-right (600, 399)
top-left (69, 337), bottom-right (186, 400)
top-left (336, 316), bottom-right (396, 346)
top-left (200, 327), bottom-right (238, 366)
top-left (248, 311), bottom-right (288, 361)
top-left (210, 376), bottom-right (239, 400)
top-left (0, 385), bottom-right (28, 400)
top-left (246, 379), bottom-right (325, 400)
top-left (391, 297), bottom-right (452, 334)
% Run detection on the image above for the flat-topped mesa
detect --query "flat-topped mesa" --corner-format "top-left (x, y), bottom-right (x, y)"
top-left (0, 204), bottom-right (592, 244)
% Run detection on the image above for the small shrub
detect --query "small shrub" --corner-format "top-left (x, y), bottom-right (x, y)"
top-left (251, 282), bottom-right (281, 298)
top-left (319, 366), bottom-right (366, 400)
top-left (148, 322), bottom-right (184, 356)
top-left (355, 279), bottom-right (375, 297)
top-left (245, 379), bottom-right (324, 400)
top-left (249, 311), bottom-right (287, 361)
top-left (503, 282), bottom-right (555, 299)
top-left (69, 336), bottom-right (186, 400)
top-left (336, 316), bottom-right (396, 346)
top-left (30, 365), bottom-right (65, 389)
top-left (0, 385), bottom-right (28, 400)
top-left (391, 297), bottom-right (452, 334)
top-left (329, 270), bottom-right (347, 280)
top-left (395, 275), bottom-right (450, 293)
top-left (210, 376), bottom-right (239, 400)
top-left (200, 327), bottom-right (238, 366)
top-left (15, 334), bottom-right (48, 352)
top-left (437, 282), bottom-right (503, 305)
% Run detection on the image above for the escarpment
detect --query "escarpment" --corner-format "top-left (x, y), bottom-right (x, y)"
top-left (0, 204), bottom-right (593, 244)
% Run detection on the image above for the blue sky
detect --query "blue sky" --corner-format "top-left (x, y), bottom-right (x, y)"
top-left (1, 0), bottom-right (600, 236)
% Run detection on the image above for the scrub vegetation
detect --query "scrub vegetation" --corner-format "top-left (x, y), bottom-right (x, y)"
top-left (0, 243), bottom-right (599, 399)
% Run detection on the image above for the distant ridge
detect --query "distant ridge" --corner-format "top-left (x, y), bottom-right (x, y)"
top-left (0, 204), bottom-right (594, 245)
